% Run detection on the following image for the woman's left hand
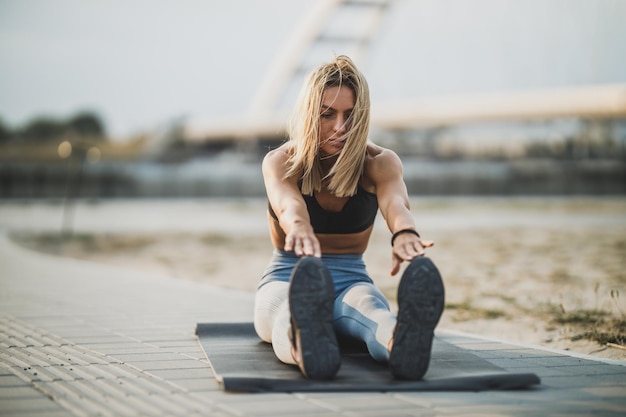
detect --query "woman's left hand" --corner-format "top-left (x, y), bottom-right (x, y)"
top-left (390, 235), bottom-right (434, 276)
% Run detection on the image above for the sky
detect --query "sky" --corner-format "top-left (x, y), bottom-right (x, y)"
top-left (1, 0), bottom-right (625, 139)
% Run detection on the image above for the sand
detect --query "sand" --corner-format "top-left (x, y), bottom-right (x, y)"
top-left (10, 197), bottom-right (626, 361)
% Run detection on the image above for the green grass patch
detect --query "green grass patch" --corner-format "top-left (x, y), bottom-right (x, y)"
top-left (546, 304), bottom-right (626, 347)
top-left (571, 316), bottom-right (626, 345)
top-left (553, 309), bottom-right (610, 325)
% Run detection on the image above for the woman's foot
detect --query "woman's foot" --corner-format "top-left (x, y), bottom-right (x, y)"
top-left (289, 256), bottom-right (341, 380)
top-left (389, 257), bottom-right (445, 380)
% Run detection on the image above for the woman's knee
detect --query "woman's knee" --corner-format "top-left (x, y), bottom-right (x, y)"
top-left (336, 283), bottom-right (390, 314)
top-left (253, 282), bottom-right (289, 342)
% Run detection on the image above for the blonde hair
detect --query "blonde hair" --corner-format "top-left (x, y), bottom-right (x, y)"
top-left (285, 55), bottom-right (370, 197)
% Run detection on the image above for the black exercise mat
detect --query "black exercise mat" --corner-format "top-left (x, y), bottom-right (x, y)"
top-left (196, 322), bottom-right (540, 393)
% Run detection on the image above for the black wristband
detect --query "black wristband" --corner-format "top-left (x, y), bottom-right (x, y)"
top-left (391, 229), bottom-right (421, 247)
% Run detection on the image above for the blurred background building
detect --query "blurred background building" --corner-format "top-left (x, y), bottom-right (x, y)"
top-left (1, 0), bottom-right (625, 198)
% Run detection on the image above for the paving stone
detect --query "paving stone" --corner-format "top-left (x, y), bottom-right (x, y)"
top-left (85, 345), bottom-right (164, 355)
top-left (173, 377), bottom-right (221, 392)
top-left (0, 374), bottom-right (28, 387)
top-left (217, 394), bottom-right (338, 416)
top-left (0, 385), bottom-right (46, 399)
top-left (0, 396), bottom-right (63, 413)
top-left (145, 340), bottom-right (201, 348)
top-left (66, 335), bottom-right (137, 345)
top-left (582, 385), bottom-right (626, 398)
top-left (111, 352), bottom-right (195, 362)
top-left (127, 359), bottom-right (208, 371)
top-left (539, 375), bottom-right (619, 389)
top-left (147, 367), bottom-right (214, 380)
top-left (456, 342), bottom-right (532, 351)
top-left (550, 363), bottom-right (626, 377)
top-left (2, 411), bottom-right (74, 417)
top-left (305, 392), bottom-right (432, 413)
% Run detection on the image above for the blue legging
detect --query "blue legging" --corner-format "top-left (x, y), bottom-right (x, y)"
top-left (254, 250), bottom-right (396, 364)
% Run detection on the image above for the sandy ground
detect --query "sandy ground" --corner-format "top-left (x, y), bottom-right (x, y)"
top-left (6, 197), bottom-right (626, 361)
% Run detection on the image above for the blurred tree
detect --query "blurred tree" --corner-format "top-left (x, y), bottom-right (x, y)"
top-left (0, 118), bottom-right (11, 143)
top-left (17, 117), bottom-right (65, 143)
top-left (67, 111), bottom-right (106, 139)
top-left (12, 111), bottom-right (107, 143)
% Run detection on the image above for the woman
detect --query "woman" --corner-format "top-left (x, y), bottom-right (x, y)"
top-left (254, 55), bottom-right (445, 381)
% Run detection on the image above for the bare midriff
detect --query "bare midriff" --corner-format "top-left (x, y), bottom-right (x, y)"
top-left (268, 214), bottom-right (373, 255)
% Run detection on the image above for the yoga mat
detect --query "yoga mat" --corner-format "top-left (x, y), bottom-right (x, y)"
top-left (196, 322), bottom-right (540, 393)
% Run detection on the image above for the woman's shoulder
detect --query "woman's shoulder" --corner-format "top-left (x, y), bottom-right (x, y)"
top-left (362, 143), bottom-right (404, 188)
top-left (365, 143), bottom-right (402, 167)
top-left (262, 143), bottom-right (303, 182)
top-left (263, 143), bottom-right (292, 166)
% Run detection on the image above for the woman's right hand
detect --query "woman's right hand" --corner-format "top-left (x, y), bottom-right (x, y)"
top-left (284, 222), bottom-right (321, 258)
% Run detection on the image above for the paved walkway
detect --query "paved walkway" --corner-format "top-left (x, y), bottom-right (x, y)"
top-left (1, 232), bottom-right (625, 416)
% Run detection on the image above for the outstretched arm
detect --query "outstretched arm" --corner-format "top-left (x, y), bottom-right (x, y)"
top-left (262, 148), bottom-right (321, 257)
top-left (369, 149), bottom-right (433, 275)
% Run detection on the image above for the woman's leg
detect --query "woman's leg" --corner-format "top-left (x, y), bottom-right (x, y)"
top-left (333, 282), bottom-right (396, 362)
top-left (253, 281), bottom-right (296, 365)
top-left (389, 256), bottom-right (445, 380)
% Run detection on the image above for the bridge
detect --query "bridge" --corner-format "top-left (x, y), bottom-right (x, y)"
top-left (180, 0), bottom-right (626, 143)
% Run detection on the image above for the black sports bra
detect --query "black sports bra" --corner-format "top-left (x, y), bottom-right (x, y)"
top-left (268, 186), bottom-right (378, 234)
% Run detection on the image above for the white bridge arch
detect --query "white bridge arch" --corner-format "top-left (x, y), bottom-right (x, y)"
top-left (182, 0), bottom-right (626, 143)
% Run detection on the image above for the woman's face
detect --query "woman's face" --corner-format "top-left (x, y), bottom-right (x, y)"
top-left (318, 85), bottom-right (355, 157)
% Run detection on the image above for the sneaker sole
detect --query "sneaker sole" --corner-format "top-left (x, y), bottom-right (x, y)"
top-left (289, 257), bottom-right (340, 380)
top-left (389, 257), bottom-right (445, 380)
